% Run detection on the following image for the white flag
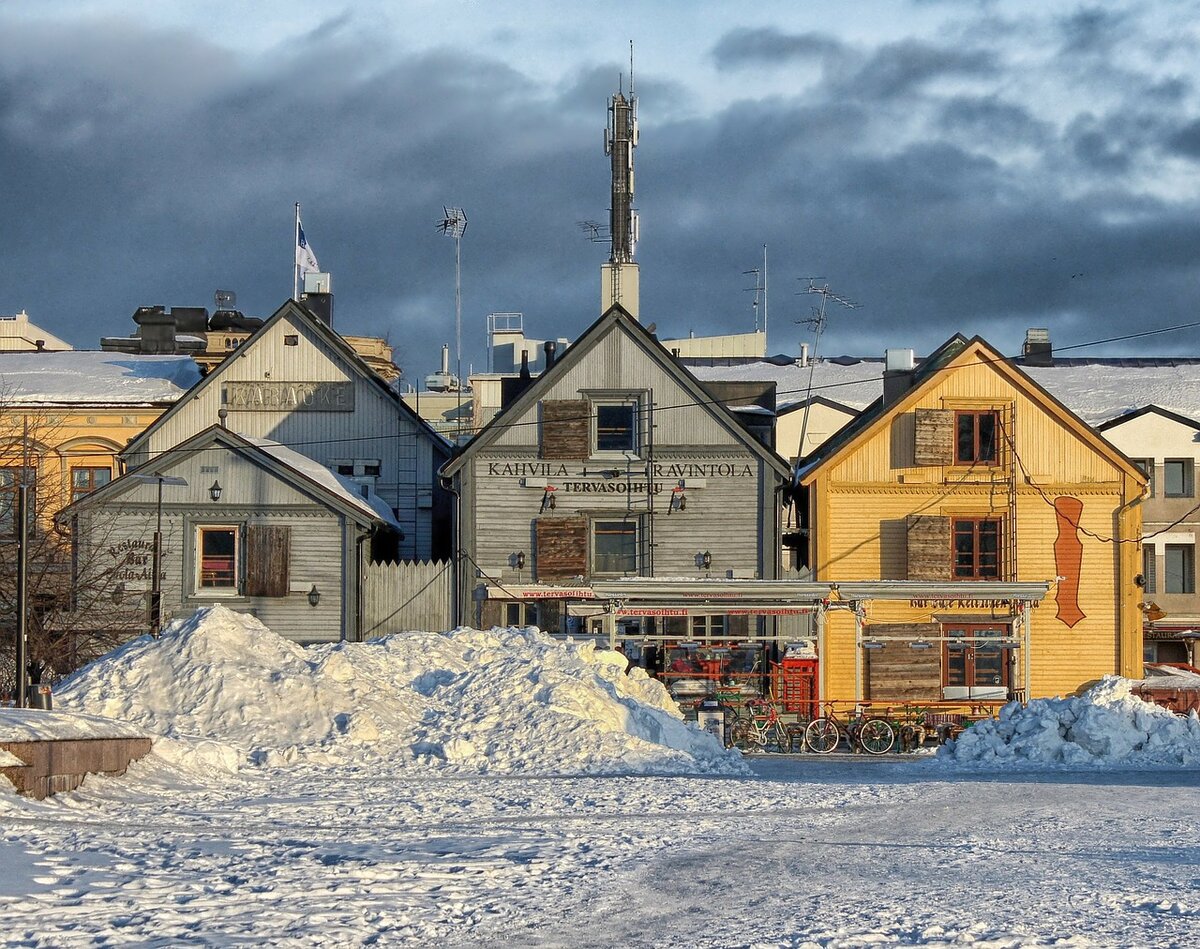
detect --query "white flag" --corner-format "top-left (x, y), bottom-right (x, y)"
top-left (296, 222), bottom-right (320, 275)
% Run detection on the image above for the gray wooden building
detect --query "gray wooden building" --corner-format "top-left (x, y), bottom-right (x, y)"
top-left (121, 299), bottom-right (452, 562)
top-left (62, 426), bottom-right (402, 643)
top-left (442, 306), bottom-right (794, 691)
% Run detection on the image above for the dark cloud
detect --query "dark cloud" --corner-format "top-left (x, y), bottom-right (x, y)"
top-left (3, 3), bottom-right (1200, 383)
top-left (1058, 6), bottom-right (1133, 56)
top-left (711, 27), bottom-right (845, 70)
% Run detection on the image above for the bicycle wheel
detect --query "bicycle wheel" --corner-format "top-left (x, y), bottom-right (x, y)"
top-left (765, 722), bottom-right (788, 753)
top-left (858, 718), bottom-right (896, 755)
top-left (729, 721), bottom-right (752, 751)
top-left (804, 718), bottom-right (839, 754)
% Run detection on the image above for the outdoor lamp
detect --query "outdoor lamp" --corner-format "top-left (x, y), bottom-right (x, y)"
top-left (209, 480), bottom-right (223, 502)
top-left (700, 550), bottom-right (712, 569)
top-left (307, 584), bottom-right (321, 607)
top-left (111, 582), bottom-right (125, 605)
top-left (862, 640), bottom-right (886, 650)
top-left (515, 551), bottom-right (525, 570)
top-left (909, 640), bottom-right (932, 650)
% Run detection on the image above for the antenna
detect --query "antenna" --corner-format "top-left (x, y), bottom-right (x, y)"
top-left (742, 246), bottom-right (768, 337)
top-left (630, 40), bottom-right (635, 96)
top-left (795, 279), bottom-right (858, 465)
top-left (214, 289), bottom-right (237, 311)
top-left (438, 206), bottom-right (468, 439)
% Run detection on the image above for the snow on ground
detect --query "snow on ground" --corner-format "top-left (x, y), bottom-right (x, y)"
top-left (1, 757), bottom-right (1198, 946)
top-left (940, 676), bottom-right (1200, 769)
top-left (53, 606), bottom-right (742, 776)
top-left (0, 709), bottom-right (147, 743)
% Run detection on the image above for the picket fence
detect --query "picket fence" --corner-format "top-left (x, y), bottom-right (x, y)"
top-left (360, 559), bottom-right (454, 637)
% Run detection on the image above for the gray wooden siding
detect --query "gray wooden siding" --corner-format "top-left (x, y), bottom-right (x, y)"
top-left (488, 326), bottom-right (747, 450)
top-left (360, 560), bottom-right (453, 636)
top-left (122, 313), bottom-right (439, 560)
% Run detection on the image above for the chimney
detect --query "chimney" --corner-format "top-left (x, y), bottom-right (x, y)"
top-left (882, 348), bottom-right (916, 405)
top-left (520, 350), bottom-right (530, 380)
top-left (799, 342), bottom-right (809, 368)
top-left (500, 351), bottom-right (535, 408)
top-left (34, 339), bottom-right (45, 352)
top-left (544, 340), bottom-right (557, 369)
top-left (1023, 327), bottom-right (1053, 367)
top-left (440, 344), bottom-right (450, 375)
top-left (301, 272), bottom-right (334, 326)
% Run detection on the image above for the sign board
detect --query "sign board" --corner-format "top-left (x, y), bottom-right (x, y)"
top-left (225, 381), bottom-right (355, 412)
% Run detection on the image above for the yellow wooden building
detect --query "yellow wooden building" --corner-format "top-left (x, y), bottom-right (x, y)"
top-left (796, 335), bottom-right (1146, 704)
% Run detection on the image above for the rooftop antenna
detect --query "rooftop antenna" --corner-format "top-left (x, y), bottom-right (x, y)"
top-left (438, 206), bottom-right (468, 438)
top-left (742, 245), bottom-right (768, 339)
top-left (795, 279), bottom-right (858, 468)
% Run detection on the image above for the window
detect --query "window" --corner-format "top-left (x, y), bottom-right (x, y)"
top-left (1143, 545), bottom-right (1157, 595)
top-left (690, 615), bottom-right (727, 641)
top-left (504, 602), bottom-right (538, 627)
top-left (1164, 459), bottom-right (1194, 498)
top-left (952, 518), bottom-right (1002, 579)
top-left (1165, 544), bottom-right (1195, 594)
top-left (71, 466), bottom-right (112, 502)
top-left (331, 459), bottom-right (381, 486)
top-left (0, 466), bottom-right (36, 535)
top-left (955, 411), bottom-right (998, 465)
top-left (198, 527), bottom-right (239, 591)
top-left (1132, 459), bottom-right (1154, 497)
top-left (943, 625), bottom-right (1009, 698)
top-left (593, 519), bottom-right (637, 575)
top-left (595, 403), bottom-right (637, 453)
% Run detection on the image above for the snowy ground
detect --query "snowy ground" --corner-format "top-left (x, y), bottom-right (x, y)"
top-left (2, 755), bottom-right (1198, 947)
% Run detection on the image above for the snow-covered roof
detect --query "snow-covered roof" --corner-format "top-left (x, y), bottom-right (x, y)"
top-left (240, 434), bottom-right (402, 529)
top-left (0, 351), bottom-right (201, 405)
top-left (690, 356), bottom-right (1200, 427)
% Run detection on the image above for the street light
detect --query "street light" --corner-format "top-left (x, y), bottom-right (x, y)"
top-left (131, 473), bottom-right (188, 637)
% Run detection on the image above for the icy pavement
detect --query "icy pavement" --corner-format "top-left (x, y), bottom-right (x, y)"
top-left (2, 757), bottom-right (1198, 947)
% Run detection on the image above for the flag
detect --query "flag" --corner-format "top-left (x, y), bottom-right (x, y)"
top-left (296, 222), bottom-right (320, 276)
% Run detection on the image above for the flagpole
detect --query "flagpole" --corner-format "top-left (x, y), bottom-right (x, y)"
top-left (294, 202), bottom-right (301, 301)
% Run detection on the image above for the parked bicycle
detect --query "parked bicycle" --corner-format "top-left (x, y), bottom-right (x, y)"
top-left (803, 703), bottom-right (896, 755)
top-left (729, 700), bottom-right (800, 753)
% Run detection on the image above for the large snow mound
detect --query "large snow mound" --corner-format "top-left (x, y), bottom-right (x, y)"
top-left (55, 606), bottom-right (745, 776)
top-left (939, 676), bottom-right (1200, 769)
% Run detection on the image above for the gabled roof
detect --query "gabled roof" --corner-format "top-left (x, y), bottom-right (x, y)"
top-left (796, 334), bottom-right (1147, 486)
top-left (1096, 404), bottom-right (1200, 433)
top-left (777, 394), bottom-right (860, 417)
top-left (121, 299), bottom-right (451, 460)
top-left (443, 305), bottom-right (792, 479)
top-left (62, 424), bottom-right (398, 530)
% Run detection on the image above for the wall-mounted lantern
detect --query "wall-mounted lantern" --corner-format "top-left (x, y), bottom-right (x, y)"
top-left (307, 584), bottom-right (321, 607)
top-left (208, 480), bottom-right (223, 502)
top-left (700, 550), bottom-right (713, 570)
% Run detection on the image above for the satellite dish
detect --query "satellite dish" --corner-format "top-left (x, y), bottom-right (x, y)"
top-left (214, 289), bottom-right (237, 311)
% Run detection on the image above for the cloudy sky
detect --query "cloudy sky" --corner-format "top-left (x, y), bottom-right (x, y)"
top-left (4, 1), bottom-right (1200, 378)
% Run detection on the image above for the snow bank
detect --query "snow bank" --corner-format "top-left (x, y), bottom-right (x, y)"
top-left (56, 606), bottom-right (744, 776)
top-left (940, 676), bottom-right (1200, 769)
top-left (0, 708), bottom-right (146, 742)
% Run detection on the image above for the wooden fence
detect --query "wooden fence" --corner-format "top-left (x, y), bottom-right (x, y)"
top-left (360, 559), bottom-right (453, 638)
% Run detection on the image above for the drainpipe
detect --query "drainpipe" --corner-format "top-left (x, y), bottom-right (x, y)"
top-left (440, 470), bottom-right (462, 629)
top-left (354, 526), bottom-right (373, 642)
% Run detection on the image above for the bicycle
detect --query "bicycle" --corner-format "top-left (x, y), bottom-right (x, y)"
top-left (803, 703), bottom-right (896, 755)
top-left (729, 700), bottom-right (793, 753)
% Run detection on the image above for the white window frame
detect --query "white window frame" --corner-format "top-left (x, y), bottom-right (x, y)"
top-left (588, 392), bottom-right (644, 458)
top-left (196, 524), bottom-right (241, 596)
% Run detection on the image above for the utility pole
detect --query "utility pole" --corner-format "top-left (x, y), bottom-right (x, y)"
top-left (439, 206), bottom-right (468, 441)
top-left (795, 280), bottom-right (857, 462)
top-left (14, 477), bottom-right (29, 708)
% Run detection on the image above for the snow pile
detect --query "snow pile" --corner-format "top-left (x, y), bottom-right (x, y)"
top-left (0, 708), bottom-right (146, 742)
top-left (940, 676), bottom-right (1200, 769)
top-left (56, 606), bottom-right (744, 776)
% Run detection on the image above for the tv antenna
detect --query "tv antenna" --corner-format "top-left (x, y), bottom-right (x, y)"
top-left (438, 206), bottom-right (468, 438)
top-left (742, 245), bottom-right (768, 339)
top-left (795, 279), bottom-right (858, 466)
top-left (577, 220), bottom-right (611, 244)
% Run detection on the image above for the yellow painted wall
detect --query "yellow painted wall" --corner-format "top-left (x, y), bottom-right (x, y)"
top-left (807, 343), bottom-right (1144, 700)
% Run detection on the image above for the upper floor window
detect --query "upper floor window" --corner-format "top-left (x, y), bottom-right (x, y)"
top-left (1132, 458), bottom-right (1154, 496)
top-left (1164, 459), bottom-right (1194, 498)
top-left (953, 517), bottom-right (1002, 579)
top-left (0, 466), bottom-right (37, 535)
top-left (71, 466), bottom-right (112, 503)
top-left (955, 411), bottom-right (998, 465)
top-left (1165, 543), bottom-right (1195, 594)
top-left (595, 403), bottom-right (637, 453)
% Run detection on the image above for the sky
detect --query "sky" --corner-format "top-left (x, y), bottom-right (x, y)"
top-left (4, 0), bottom-right (1200, 380)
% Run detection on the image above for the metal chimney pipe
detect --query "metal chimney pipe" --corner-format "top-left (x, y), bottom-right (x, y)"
top-left (544, 340), bottom-right (557, 370)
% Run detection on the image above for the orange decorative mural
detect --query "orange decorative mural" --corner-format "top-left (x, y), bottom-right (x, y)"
top-left (1053, 496), bottom-right (1085, 628)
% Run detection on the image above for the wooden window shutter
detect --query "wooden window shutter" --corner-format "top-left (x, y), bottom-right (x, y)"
top-left (535, 516), bottom-right (588, 582)
top-left (540, 400), bottom-right (590, 460)
top-left (245, 525), bottom-right (291, 597)
top-left (864, 623), bottom-right (942, 702)
top-left (913, 409), bottom-right (953, 466)
top-left (906, 515), bottom-right (951, 580)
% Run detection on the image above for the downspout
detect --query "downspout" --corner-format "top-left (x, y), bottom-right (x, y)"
top-left (354, 525), bottom-right (373, 642)
top-left (440, 470), bottom-right (462, 629)
top-left (1115, 475), bottom-right (1145, 679)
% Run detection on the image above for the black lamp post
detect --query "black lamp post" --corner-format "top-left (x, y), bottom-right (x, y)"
top-left (131, 473), bottom-right (188, 637)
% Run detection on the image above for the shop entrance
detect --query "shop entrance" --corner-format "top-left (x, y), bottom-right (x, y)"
top-left (942, 623), bottom-right (1010, 700)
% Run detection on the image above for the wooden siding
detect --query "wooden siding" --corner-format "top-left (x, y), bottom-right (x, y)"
top-left (245, 525), bottom-right (290, 597)
top-left (906, 515), bottom-right (951, 580)
top-left (864, 624), bottom-right (942, 701)
top-left (540, 400), bottom-right (590, 459)
top-left (121, 311), bottom-right (441, 561)
top-left (360, 560), bottom-right (453, 636)
top-left (913, 409), bottom-right (953, 466)
top-left (535, 516), bottom-right (589, 581)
